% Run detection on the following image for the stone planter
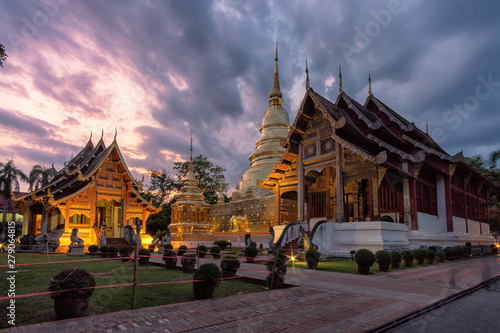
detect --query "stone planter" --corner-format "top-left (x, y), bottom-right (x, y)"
top-left (54, 298), bottom-right (91, 320)
top-left (402, 260), bottom-right (413, 267)
top-left (425, 258), bottom-right (434, 265)
top-left (307, 261), bottom-right (318, 270)
top-left (436, 256), bottom-right (445, 263)
top-left (356, 265), bottom-right (371, 275)
top-left (377, 263), bottom-right (390, 272)
top-left (391, 261), bottom-right (400, 268)
top-left (193, 281), bottom-right (217, 300)
top-left (413, 258), bottom-right (424, 266)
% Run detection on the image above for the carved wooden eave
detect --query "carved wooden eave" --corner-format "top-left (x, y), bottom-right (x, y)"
top-left (341, 93), bottom-right (382, 130)
top-left (449, 163), bottom-right (458, 177)
top-left (49, 182), bottom-right (92, 205)
top-left (402, 135), bottom-right (453, 161)
top-left (413, 164), bottom-right (423, 178)
top-left (129, 187), bottom-right (161, 213)
top-left (367, 134), bottom-right (426, 163)
top-left (366, 95), bottom-right (415, 132)
top-left (332, 134), bottom-right (387, 165)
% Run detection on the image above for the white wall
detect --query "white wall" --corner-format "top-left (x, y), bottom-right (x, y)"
top-left (453, 217), bottom-right (467, 233)
top-left (417, 212), bottom-right (447, 232)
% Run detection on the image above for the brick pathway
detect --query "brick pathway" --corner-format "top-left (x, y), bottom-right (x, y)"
top-left (4, 255), bottom-right (500, 333)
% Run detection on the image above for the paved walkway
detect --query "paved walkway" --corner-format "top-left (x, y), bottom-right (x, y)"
top-left (4, 254), bottom-right (500, 333)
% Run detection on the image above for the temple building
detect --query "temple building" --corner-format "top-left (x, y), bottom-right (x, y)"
top-left (14, 133), bottom-right (159, 250)
top-left (257, 66), bottom-right (495, 254)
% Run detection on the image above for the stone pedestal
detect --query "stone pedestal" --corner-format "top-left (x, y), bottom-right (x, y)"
top-left (67, 245), bottom-right (85, 256)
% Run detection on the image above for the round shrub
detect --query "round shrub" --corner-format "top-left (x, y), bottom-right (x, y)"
top-left (266, 248), bottom-right (287, 278)
top-left (306, 249), bottom-right (320, 263)
top-left (88, 245), bottom-right (99, 253)
top-left (119, 246), bottom-right (132, 257)
top-left (454, 246), bottom-right (464, 257)
top-left (426, 249), bottom-right (436, 259)
top-left (463, 246), bottom-right (472, 254)
top-left (99, 245), bottom-right (109, 253)
top-left (181, 254), bottom-right (196, 266)
top-left (401, 250), bottom-right (413, 261)
top-left (436, 251), bottom-right (445, 258)
top-left (444, 247), bottom-right (456, 259)
top-left (108, 245), bottom-right (119, 253)
top-left (193, 263), bottom-right (221, 284)
top-left (244, 246), bottom-right (258, 258)
top-left (354, 249), bottom-right (375, 266)
top-left (49, 268), bottom-right (96, 300)
top-left (178, 245), bottom-right (188, 252)
top-left (375, 250), bottom-right (391, 265)
top-left (390, 251), bottom-right (401, 262)
top-left (164, 243), bottom-right (173, 250)
top-left (197, 245), bottom-right (208, 253)
top-left (210, 245), bottom-right (221, 254)
top-left (412, 249), bottom-right (426, 260)
top-left (220, 256), bottom-right (240, 272)
top-left (138, 248), bottom-right (151, 257)
top-left (163, 250), bottom-right (177, 264)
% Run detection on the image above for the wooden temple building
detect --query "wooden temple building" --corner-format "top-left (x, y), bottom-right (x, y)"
top-left (14, 134), bottom-right (159, 250)
top-left (257, 66), bottom-right (495, 254)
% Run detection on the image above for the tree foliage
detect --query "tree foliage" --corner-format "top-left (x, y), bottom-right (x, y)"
top-left (28, 164), bottom-right (56, 191)
top-left (173, 154), bottom-right (228, 205)
top-left (0, 43), bottom-right (7, 67)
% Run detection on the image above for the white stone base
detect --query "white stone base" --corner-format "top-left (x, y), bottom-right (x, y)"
top-left (311, 221), bottom-right (496, 257)
top-left (67, 245), bottom-right (85, 256)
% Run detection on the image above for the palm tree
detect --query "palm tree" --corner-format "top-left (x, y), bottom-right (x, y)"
top-left (29, 164), bottom-right (56, 191)
top-left (490, 150), bottom-right (500, 169)
top-left (0, 159), bottom-right (28, 240)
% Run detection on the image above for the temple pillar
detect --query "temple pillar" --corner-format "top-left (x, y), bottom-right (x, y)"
top-left (142, 207), bottom-right (147, 233)
top-left (90, 185), bottom-right (96, 228)
top-left (335, 141), bottom-right (344, 222)
top-left (298, 145), bottom-right (305, 221)
top-left (65, 203), bottom-right (70, 233)
top-left (275, 184), bottom-right (281, 225)
top-left (408, 177), bottom-right (419, 230)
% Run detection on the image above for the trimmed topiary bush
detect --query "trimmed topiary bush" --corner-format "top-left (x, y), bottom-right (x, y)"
top-left (412, 249), bottom-right (426, 265)
top-left (164, 243), bottom-right (173, 250)
top-left (193, 263), bottom-right (222, 299)
top-left (49, 268), bottom-right (96, 300)
top-left (436, 251), bottom-right (445, 262)
top-left (444, 247), bottom-right (456, 260)
top-left (88, 245), bottom-right (99, 253)
top-left (390, 251), bottom-right (401, 268)
top-left (375, 250), bottom-right (391, 272)
top-left (163, 250), bottom-right (177, 269)
top-left (306, 249), bottom-right (321, 269)
top-left (119, 246), bottom-right (132, 261)
top-left (138, 248), bottom-right (151, 265)
top-left (354, 249), bottom-right (375, 267)
top-left (244, 246), bottom-right (258, 262)
top-left (100, 245), bottom-right (109, 253)
top-left (210, 245), bottom-right (221, 258)
top-left (178, 245), bottom-right (188, 256)
top-left (426, 249), bottom-right (436, 259)
top-left (220, 255), bottom-right (240, 276)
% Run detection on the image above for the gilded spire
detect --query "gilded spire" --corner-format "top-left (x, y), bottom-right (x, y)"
top-left (339, 65), bottom-right (343, 95)
top-left (189, 129), bottom-right (193, 172)
top-left (269, 40), bottom-right (283, 107)
top-left (368, 71), bottom-right (372, 96)
top-left (305, 58), bottom-right (310, 90)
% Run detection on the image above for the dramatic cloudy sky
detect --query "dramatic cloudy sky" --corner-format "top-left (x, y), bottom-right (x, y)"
top-left (1, 0), bottom-right (499, 192)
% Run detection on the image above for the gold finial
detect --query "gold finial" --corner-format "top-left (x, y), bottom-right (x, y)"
top-left (305, 58), bottom-right (310, 90)
top-left (113, 127), bottom-right (117, 142)
top-left (368, 71), bottom-right (372, 96)
top-left (339, 65), bottom-right (343, 95)
top-left (100, 128), bottom-right (104, 140)
top-left (269, 40), bottom-right (283, 107)
top-left (426, 119), bottom-right (429, 135)
top-left (189, 129), bottom-right (193, 171)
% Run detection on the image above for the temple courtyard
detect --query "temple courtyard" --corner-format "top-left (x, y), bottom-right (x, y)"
top-left (3, 253), bottom-right (499, 333)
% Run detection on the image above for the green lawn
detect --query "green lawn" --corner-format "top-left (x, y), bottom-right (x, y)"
top-left (0, 253), bottom-right (265, 328)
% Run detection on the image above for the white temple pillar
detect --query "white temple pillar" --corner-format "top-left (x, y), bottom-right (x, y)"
top-left (298, 145), bottom-right (304, 221)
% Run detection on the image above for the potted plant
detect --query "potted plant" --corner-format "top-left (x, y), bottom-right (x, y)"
top-left (266, 248), bottom-right (287, 289)
top-left (305, 249), bottom-right (320, 269)
top-left (454, 246), bottom-right (464, 260)
top-left (210, 245), bottom-right (221, 259)
top-left (444, 247), bottom-right (456, 261)
top-left (220, 255), bottom-right (240, 278)
top-left (138, 248), bottom-right (151, 265)
top-left (162, 250), bottom-right (177, 269)
top-left (48, 268), bottom-right (96, 319)
top-left (390, 251), bottom-right (401, 268)
top-left (401, 250), bottom-right (413, 267)
top-left (214, 240), bottom-right (229, 251)
top-left (435, 251), bottom-right (445, 263)
top-left (99, 245), bottom-right (109, 258)
top-left (164, 243), bottom-right (174, 250)
top-left (178, 245), bottom-right (188, 256)
top-left (425, 249), bottom-right (436, 264)
top-left (181, 254), bottom-right (197, 273)
top-left (197, 245), bottom-right (208, 258)
top-left (119, 246), bottom-right (132, 262)
top-left (108, 245), bottom-right (119, 258)
top-left (354, 249), bottom-right (375, 274)
top-left (244, 246), bottom-right (258, 263)
top-left (412, 249), bottom-right (426, 265)
top-left (375, 250), bottom-right (391, 272)
top-left (193, 263), bottom-right (222, 300)
top-left (463, 246), bottom-right (472, 258)
top-left (88, 245), bottom-right (99, 255)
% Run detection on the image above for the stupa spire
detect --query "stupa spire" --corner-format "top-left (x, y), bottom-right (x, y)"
top-left (305, 59), bottom-right (310, 90)
top-left (368, 71), bottom-right (372, 96)
top-left (269, 40), bottom-right (283, 107)
top-left (189, 129), bottom-right (193, 172)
